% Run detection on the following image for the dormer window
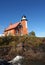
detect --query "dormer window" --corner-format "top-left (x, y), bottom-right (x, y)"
top-left (18, 23), bottom-right (23, 28)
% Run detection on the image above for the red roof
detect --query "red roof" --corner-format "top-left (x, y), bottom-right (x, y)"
top-left (5, 22), bottom-right (20, 31)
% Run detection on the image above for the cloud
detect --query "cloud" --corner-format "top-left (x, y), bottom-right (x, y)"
top-left (37, 32), bottom-right (45, 37)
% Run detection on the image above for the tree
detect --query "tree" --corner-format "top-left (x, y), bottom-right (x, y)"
top-left (29, 31), bottom-right (36, 37)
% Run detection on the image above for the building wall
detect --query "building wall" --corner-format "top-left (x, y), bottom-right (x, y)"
top-left (21, 20), bottom-right (28, 35)
top-left (4, 29), bottom-right (15, 36)
top-left (4, 20), bottom-right (28, 36)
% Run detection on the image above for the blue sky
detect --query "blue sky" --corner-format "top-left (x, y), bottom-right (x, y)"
top-left (0, 0), bottom-right (45, 37)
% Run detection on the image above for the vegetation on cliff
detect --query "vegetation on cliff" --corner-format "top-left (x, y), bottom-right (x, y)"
top-left (0, 32), bottom-right (45, 64)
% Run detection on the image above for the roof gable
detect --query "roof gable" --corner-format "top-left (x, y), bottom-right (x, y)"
top-left (5, 22), bottom-right (20, 31)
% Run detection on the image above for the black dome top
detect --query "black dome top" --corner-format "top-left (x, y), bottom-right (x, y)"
top-left (21, 15), bottom-right (27, 21)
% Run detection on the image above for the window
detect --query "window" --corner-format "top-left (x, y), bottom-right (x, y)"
top-left (7, 31), bottom-right (11, 36)
top-left (16, 30), bottom-right (18, 34)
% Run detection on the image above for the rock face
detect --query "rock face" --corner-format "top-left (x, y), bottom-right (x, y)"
top-left (0, 56), bottom-right (24, 65)
top-left (0, 59), bottom-right (12, 65)
top-left (8, 55), bottom-right (24, 65)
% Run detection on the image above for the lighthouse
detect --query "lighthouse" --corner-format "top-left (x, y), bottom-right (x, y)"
top-left (21, 16), bottom-right (28, 35)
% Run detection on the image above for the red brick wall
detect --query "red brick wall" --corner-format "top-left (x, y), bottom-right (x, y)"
top-left (4, 20), bottom-right (28, 36)
top-left (21, 20), bottom-right (28, 35)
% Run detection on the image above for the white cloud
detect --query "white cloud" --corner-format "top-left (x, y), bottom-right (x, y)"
top-left (37, 32), bottom-right (45, 37)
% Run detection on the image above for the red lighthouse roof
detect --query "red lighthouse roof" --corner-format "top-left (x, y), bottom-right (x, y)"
top-left (5, 22), bottom-right (20, 31)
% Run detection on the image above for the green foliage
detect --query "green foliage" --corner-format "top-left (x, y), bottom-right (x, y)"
top-left (0, 35), bottom-right (45, 47)
top-left (0, 35), bottom-right (45, 63)
top-left (29, 31), bottom-right (36, 37)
